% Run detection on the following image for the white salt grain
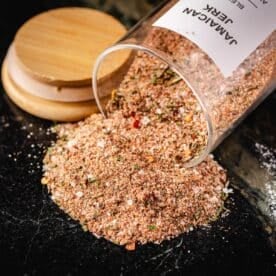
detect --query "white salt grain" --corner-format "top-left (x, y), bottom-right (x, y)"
top-left (127, 199), bottom-right (133, 206)
top-left (97, 139), bottom-right (106, 148)
top-left (66, 139), bottom-right (77, 148)
top-left (223, 187), bottom-right (233, 194)
top-left (75, 191), bottom-right (84, 198)
top-left (141, 116), bottom-right (151, 126)
top-left (179, 107), bottom-right (185, 114)
top-left (156, 108), bottom-right (162, 115)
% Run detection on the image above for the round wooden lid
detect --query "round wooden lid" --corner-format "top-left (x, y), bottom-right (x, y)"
top-left (14, 7), bottom-right (127, 86)
top-left (1, 59), bottom-right (109, 121)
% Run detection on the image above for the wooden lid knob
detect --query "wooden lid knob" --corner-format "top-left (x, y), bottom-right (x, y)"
top-left (14, 7), bottom-right (127, 86)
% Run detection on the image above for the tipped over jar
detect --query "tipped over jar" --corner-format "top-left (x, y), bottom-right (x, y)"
top-left (92, 0), bottom-right (276, 167)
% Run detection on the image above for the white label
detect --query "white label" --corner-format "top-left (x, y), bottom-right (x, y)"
top-left (153, 0), bottom-right (276, 77)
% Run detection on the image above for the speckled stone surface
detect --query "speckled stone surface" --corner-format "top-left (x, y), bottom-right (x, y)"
top-left (0, 0), bottom-right (275, 275)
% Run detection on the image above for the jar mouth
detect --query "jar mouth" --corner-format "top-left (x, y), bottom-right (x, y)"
top-left (92, 43), bottom-right (213, 167)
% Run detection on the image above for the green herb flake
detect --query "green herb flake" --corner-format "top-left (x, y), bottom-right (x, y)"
top-left (247, 85), bottom-right (259, 92)
top-left (116, 155), bottom-right (123, 162)
top-left (148, 225), bottom-right (157, 231)
top-left (61, 135), bottom-right (68, 142)
top-left (87, 176), bottom-right (98, 184)
top-left (168, 77), bottom-right (182, 86)
top-left (244, 71), bottom-right (252, 78)
top-left (151, 74), bottom-right (158, 85)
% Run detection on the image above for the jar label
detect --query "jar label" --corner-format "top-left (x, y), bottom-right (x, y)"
top-left (153, 0), bottom-right (275, 77)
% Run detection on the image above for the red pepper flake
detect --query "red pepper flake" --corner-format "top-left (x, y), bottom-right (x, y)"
top-left (130, 111), bottom-right (136, 117)
top-left (173, 110), bottom-right (179, 117)
top-left (133, 119), bottom-right (140, 129)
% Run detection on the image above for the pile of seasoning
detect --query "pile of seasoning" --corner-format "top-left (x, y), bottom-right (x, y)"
top-left (42, 29), bottom-right (231, 250)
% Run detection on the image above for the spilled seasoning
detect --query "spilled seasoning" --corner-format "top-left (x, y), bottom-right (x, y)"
top-left (42, 29), bottom-right (231, 249)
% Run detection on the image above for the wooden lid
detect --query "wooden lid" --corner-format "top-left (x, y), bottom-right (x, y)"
top-left (1, 59), bottom-right (109, 121)
top-left (14, 7), bottom-right (127, 86)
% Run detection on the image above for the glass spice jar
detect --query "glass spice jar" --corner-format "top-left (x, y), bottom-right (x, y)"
top-left (92, 0), bottom-right (276, 167)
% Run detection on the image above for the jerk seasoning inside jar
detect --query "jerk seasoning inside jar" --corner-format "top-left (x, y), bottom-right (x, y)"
top-left (105, 51), bottom-right (208, 164)
top-left (93, 0), bottom-right (276, 167)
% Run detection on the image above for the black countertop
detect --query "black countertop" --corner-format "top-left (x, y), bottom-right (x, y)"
top-left (0, 1), bottom-right (275, 275)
